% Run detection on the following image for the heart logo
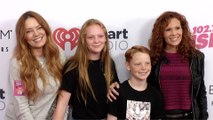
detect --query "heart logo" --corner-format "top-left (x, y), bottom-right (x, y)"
top-left (52, 28), bottom-right (80, 50)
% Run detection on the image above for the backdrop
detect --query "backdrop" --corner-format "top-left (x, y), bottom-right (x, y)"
top-left (0, 0), bottom-right (212, 119)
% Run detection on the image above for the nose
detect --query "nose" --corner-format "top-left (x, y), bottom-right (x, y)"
top-left (94, 36), bottom-right (99, 43)
top-left (33, 29), bottom-right (39, 36)
top-left (141, 64), bottom-right (146, 70)
top-left (171, 29), bottom-right (177, 35)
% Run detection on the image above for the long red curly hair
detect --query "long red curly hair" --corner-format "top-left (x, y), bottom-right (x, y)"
top-left (148, 11), bottom-right (196, 65)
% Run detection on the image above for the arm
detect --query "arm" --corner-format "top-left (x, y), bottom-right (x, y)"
top-left (151, 86), bottom-right (164, 119)
top-left (107, 82), bottom-right (121, 119)
top-left (107, 82), bottom-right (120, 102)
top-left (9, 59), bottom-right (34, 120)
top-left (53, 90), bottom-right (71, 120)
top-left (59, 46), bottom-right (67, 64)
top-left (107, 60), bottom-right (120, 102)
top-left (197, 52), bottom-right (208, 119)
top-left (107, 114), bottom-right (117, 120)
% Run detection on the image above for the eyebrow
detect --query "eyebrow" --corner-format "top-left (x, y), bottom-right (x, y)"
top-left (25, 24), bottom-right (41, 30)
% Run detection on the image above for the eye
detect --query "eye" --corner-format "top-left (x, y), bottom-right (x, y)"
top-left (98, 34), bottom-right (104, 38)
top-left (175, 26), bottom-right (181, 30)
top-left (134, 63), bottom-right (141, 66)
top-left (87, 36), bottom-right (93, 39)
top-left (25, 29), bottom-right (33, 34)
top-left (165, 28), bottom-right (171, 32)
top-left (145, 62), bottom-right (151, 65)
top-left (37, 25), bottom-right (44, 31)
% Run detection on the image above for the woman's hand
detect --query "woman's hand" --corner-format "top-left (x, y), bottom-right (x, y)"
top-left (107, 82), bottom-right (120, 102)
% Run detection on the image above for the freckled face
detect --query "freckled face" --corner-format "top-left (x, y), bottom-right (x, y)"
top-left (163, 18), bottom-right (183, 51)
top-left (126, 52), bottom-right (151, 81)
top-left (24, 17), bottom-right (46, 50)
top-left (85, 24), bottom-right (106, 59)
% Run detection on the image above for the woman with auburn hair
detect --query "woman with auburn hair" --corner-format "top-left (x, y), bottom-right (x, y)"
top-left (148, 11), bottom-right (208, 119)
top-left (53, 18), bottom-right (119, 120)
top-left (5, 11), bottom-right (66, 120)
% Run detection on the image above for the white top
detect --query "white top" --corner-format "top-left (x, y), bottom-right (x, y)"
top-left (5, 49), bottom-right (66, 120)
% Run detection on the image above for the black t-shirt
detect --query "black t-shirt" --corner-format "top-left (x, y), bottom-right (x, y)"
top-left (108, 80), bottom-right (164, 119)
top-left (61, 59), bottom-right (119, 119)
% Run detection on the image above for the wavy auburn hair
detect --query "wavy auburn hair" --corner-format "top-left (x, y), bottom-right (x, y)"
top-left (63, 18), bottom-right (114, 104)
top-left (148, 11), bottom-right (196, 65)
top-left (14, 11), bottom-right (63, 101)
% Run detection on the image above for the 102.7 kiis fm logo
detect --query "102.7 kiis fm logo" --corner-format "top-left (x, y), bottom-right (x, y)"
top-left (193, 24), bottom-right (213, 49)
top-left (52, 27), bottom-right (129, 51)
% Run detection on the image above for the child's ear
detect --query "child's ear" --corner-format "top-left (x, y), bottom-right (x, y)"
top-left (126, 62), bottom-right (130, 71)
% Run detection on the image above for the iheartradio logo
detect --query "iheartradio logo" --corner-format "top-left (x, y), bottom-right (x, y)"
top-left (53, 28), bottom-right (80, 50)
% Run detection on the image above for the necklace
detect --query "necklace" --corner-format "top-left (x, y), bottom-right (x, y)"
top-left (38, 57), bottom-right (45, 68)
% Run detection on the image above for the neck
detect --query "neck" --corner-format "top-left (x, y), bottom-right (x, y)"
top-left (89, 53), bottom-right (100, 60)
top-left (128, 78), bottom-right (147, 91)
top-left (32, 48), bottom-right (44, 58)
top-left (165, 48), bottom-right (177, 53)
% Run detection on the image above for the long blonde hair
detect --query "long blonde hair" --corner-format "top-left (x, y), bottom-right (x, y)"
top-left (14, 11), bottom-right (63, 101)
top-left (63, 18), bottom-right (114, 104)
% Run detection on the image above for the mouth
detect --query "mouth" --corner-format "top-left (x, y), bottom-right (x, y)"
top-left (33, 36), bottom-right (43, 42)
top-left (93, 44), bottom-right (103, 47)
top-left (169, 36), bottom-right (180, 42)
top-left (139, 71), bottom-right (149, 75)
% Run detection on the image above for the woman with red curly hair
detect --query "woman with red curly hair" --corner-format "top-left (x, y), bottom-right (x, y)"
top-left (148, 11), bottom-right (208, 120)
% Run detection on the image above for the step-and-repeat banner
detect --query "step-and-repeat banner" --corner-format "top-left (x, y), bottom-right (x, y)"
top-left (1, 0), bottom-right (212, 119)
